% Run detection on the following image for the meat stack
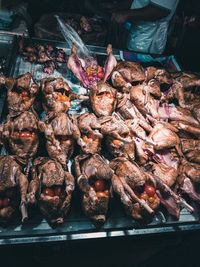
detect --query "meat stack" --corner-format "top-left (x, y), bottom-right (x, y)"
top-left (0, 41), bottom-right (200, 229)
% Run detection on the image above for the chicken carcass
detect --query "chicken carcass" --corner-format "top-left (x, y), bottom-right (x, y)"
top-left (160, 81), bottom-right (186, 108)
top-left (41, 77), bottom-right (84, 120)
top-left (89, 81), bottom-right (117, 117)
top-left (3, 73), bottom-right (39, 118)
top-left (1, 111), bottom-right (39, 165)
top-left (67, 44), bottom-right (117, 88)
top-left (74, 153), bottom-right (112, 226)
top-left (171, 71), bottom-right (200, 90)
top-left (117, 95), bottom-right (153, 134)
top-left (101, 115), bottom-right (135, 161)
top-left (0, 155), bottom-right (28, 224)
top-left (77, 113), bottom-right (103, 154)
top-left (146, 121), bottom-right (183, 156)
top-left (27, 157), bottom-right (74, 227)
top-left (176, 158), bottom-right (200, 205)
top-left (39, 113), bottom-right (83, 167)
top-left (158, 105), bottom-right (199, 125)
top-left (110, 157), bottom-right (159, 220)
top-left (130, 80), bottom-right (161, 120)
top-left (19, 38), bottom-right (66, 74)
top-left (111, 61), bottom-right (145, 92)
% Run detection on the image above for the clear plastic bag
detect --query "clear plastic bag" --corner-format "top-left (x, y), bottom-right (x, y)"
top-left (127, 20), bottom-right (168, 55)
top-left (55, 15), bottom-right (97, 65)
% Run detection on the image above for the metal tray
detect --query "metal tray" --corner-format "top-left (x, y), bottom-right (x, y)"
top-left (0, 33), bottom-right (16, 119)
top-left (0, 37), bottom-right (200, 245)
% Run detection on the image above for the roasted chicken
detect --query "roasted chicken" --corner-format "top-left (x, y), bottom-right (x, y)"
top-left (27, 157), bottom-right (74, 227)
top-left (74, 153), bottom-right (112, 226)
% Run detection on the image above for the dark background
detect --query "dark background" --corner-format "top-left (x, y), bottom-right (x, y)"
top-left (2, 0), bottom-right (200, 72)
top-left (1, 229), bottom-right (200, 267)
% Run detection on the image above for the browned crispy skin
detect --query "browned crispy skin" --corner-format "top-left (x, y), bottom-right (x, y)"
top-left (28, 157), bottom-right (74, 227)
top-left (112, 61), bottom-right (145, 87)
top-left (74, 154), bottom-right (112, 226)
top-left (2, 111), bottom-right (39, 161)
top-left (0, 155), bottom-right (29, 223)
top-left (90, 81), bottom-right (117, 117)
top-left (110, 157), bottom-right (159, 220)
top-left (6, 72), bottom-right (39, 118)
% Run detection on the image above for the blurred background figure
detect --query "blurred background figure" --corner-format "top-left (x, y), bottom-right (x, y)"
top-left (84, 0), bottom-right (180, 55)
top-left (84, 0), bottom-right (132, 49)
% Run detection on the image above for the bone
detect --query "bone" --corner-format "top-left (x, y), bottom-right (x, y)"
top-left (171, 121), bottom-right (200, 138)
top-left (67, 45), bottom-right (91, 88)
top-left (103, 44), bottom-right (117, 82)
top-left (156, 190), bottom-right (180, 218)
top-left (152, 175), bottom-right (194, 212)
top-left (181, 178), bottom-right (200, 204)
top-left (20, 202), bottom-right (28, 222)
top-left (119, 177), bottom-right (154, 215)
top-left (159, 105), bottom-right (199, 125)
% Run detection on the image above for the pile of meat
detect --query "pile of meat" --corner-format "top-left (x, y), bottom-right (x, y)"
top-left (65, 15), bottom-right (106, 36)
top-left (1, 45), bottom-right (200, 229)
top-left (19, 38), bottom-right (66, 74)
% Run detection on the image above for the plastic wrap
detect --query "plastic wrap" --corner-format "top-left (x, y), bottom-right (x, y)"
top-left (55, 15), bottom-right (97, 66)
top-left (127, 20), bottom-right (168, 55)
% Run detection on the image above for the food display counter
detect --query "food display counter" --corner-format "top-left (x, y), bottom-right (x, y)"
top-left (0, 34), bottom-right (200, 246)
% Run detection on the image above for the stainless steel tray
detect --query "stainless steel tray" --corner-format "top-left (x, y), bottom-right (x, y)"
top-left (0, 33), bottom-right (14, 58)
top-left (0, 33), bottom-right (16, 119)
top-left (0, 37), bottom-right (199, 245)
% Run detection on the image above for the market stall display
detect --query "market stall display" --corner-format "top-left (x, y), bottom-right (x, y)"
top-left (19, 38), bottom-right (66, 74)
top-left (0, 35), bottom-right (200, 245)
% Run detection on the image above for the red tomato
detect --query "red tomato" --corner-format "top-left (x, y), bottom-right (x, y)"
top-left (140, 192), bottom-right (148, 200)
top-left (19, 131), bottom-right (32, 138)
top-left (148, 196), bottom-right (155, 203)
top-left (61, 95), bottom-right (68, 102)
top-left (94, 180), bottom-right (105, 192)
top-left (13, 131), bottom-right (20, 138)
top-left (0, 199), bottom-right (3, 208)
top-left (43, 188), bottom-right (54, 197)
top-left (92, 72), bottom-right (97, 78)
top-left (97, 71), bottom-right (104, 79)
top-left (54, 186), bottom-right (62, 196)
top-left (87, 134), bottom-right (93, 139)
top-left (21, 91), bottom-right (29, 97)
top-left (3, 198), bottom-right (10, 207)
top-left (96, 192), bottom-right (107, 198)
top-left (61, 135), bottom-right (70, 142)
top-left (5, 188), bottom-right (16, 198)
top-left (145, 186), bottom-right (156, 197)
top-left (88, 75), bottom-right (93, 81)
top-left (105, 92), bottom-right (113, 99)
top-left (104, 189), bottom-right (110, 197)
